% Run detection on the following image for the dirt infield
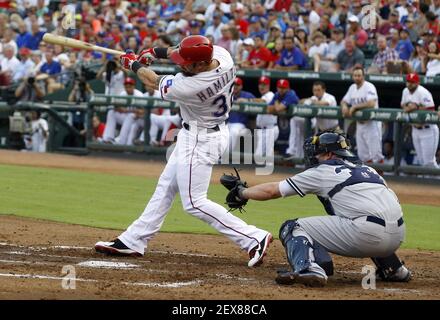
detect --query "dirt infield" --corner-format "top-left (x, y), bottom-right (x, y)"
top-left (0, 215), bottom-right (439, 300)
top-left (0, 150), bottom-right (439, 300)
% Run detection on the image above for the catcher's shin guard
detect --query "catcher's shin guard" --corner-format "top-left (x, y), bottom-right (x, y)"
top-left (279, 219), bottom-right (333, 275)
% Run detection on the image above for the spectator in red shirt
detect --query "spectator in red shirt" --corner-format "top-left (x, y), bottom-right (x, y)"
top-left (274, 0), bottom-right (293, 12)
top-left (92, 115), bottom-right (106, 140)
top-left (233, 7), bottom-right (249, 37)
top-left (240, 35), bottom-right (273, 69)
top-left (347, 16), bottom-right (368, 48)
top-left (426, 11), bottom-right (440, 36)
top-left (378, 11), bottom-right (403, 36)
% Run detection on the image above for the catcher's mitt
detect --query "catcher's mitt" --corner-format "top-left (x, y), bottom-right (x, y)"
top-left (220, 168), bottom-right (248, 212)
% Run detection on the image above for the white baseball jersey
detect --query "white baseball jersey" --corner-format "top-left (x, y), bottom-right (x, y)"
top-left (278, 159), bottom-right (403, 221)
top-left (103, 70), bottom-right (125, 95)
top-left (401, 85), bottom-right (435, 110)
top-left (256, 91), bottom-right (277, 128)
top-left (159, 46), bottom-right (236, 128)
top-left (342, 81), bottom-right (379, 111)
top-left (312, 92), bottom-right (338, 131)
top-left (28, 118), bottom-right (49, 152)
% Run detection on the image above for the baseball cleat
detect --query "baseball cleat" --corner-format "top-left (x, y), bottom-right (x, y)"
top-left (275, 269), bottom-right (328, 287)
top-left (248, 233), bottom-right (273, 267)
top-left (95, 239), bottom-right (142, 257)
top-left (377, 265), bottom-right (412, 282)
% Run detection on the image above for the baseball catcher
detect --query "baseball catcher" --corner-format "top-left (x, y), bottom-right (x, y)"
top-left (223, 131), bottom-right (411, 287)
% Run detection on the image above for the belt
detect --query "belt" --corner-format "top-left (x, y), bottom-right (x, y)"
top-left (414, 125), bottom-right (430, 130)
top-left (366, 216), bottom-right (404, 227)
top-left (183, 122), bottom-right (220, 133)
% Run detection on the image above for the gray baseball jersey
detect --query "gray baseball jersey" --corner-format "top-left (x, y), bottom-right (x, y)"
top-left (278, 159), bottom-right (403, 221)
top-left (158, 45), bottom-right (236, 128)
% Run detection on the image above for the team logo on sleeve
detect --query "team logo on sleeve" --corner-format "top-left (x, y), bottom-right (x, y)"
top-left (163, 79), bottom-right (173, 94)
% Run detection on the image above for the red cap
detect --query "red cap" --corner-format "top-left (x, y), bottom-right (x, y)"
top-left (124, 77), bottom-right (136, 85)
top-left (19, 47), bottom-right (31, 56)
top-left (406, 73), bottom-right (420, 83)
top-left (276, 79), bottom-right (290, 89)
top-left (234, 77), bottom-right (243, 86)
top-left (258, 76), bottom-right (270, 86)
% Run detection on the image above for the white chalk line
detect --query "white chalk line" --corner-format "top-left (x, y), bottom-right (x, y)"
top-left (0, 243), bottom-right (216, 259)
top-left (121, 280), bottom-right (203, 288)
top-left (0, 272), bottom-right (202, 288)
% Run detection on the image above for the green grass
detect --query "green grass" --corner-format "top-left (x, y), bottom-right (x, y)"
top-left (0, 164), bottom-right (439, 250)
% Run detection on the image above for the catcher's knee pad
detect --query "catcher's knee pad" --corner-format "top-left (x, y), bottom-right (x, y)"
top-left (279, 219), bottom-right (300, 247)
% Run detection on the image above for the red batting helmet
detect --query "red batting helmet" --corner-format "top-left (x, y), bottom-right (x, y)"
top-left (170, 35), bottom-right (213, 66)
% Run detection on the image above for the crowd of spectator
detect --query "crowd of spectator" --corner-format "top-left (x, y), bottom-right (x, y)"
top-left (3, 0), bottom-right (440, 88)
top-left (0, 0), bottom-right (439, 167)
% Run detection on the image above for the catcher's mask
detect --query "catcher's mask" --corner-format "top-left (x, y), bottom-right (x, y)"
top-left (303, 132), bottom-right (355, 168)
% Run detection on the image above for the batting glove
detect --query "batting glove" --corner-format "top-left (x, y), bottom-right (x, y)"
top-left (119, 50), bottom-right (138, 70)
top-left (138, 48), bottom-right (157, 66)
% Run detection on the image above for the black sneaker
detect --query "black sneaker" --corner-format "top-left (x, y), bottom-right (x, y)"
top-left (95, 239), bottom-right (142, 257)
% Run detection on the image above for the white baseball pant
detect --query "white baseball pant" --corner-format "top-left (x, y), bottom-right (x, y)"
top-left (118, 123), bottom-right (268, 254)
top-left (412, 124), bottom-right (439, 168)
top-left (356, 121), bottom-right (384, 163)
top-left (254, 126), bottom-right (279, 159)
top-left (228, 122), bottom-right (247, 152)
top-left (102, 110), bottom-right (128, 142)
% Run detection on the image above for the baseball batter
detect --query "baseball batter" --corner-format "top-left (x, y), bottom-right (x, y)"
top-left (341, 67), bottom-right (384, 163)
top-left (95, 36), bottom-right (272, 267)
top-left (401, 73), bottom-right (439, 168)
top-left (224, 132), bottom-right (411, 286)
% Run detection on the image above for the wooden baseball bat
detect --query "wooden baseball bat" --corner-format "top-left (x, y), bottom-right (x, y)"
top-left (42, 33), bottom-right (125, 56)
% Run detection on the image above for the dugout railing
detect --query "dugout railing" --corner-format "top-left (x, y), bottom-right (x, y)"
top-left (87, 94), bottom-right (440, 176)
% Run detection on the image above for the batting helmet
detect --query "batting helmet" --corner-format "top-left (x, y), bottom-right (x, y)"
top-left (303, 132), bottom-right (355, 168)
top-left (170, 35), bottom-right (213, 66)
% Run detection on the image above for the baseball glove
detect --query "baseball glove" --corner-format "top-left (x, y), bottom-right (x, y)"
top-left (220, 168), bottom-right (248, 212)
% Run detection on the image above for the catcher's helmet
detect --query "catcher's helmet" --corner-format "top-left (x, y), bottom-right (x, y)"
top-left (170, 35), bottom-right (213, 66)
top-left (303, 132), bottom-right (355, 168)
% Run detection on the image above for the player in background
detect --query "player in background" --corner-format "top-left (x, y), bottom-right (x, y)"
top-left (228, 77), bottom-right (255, 153)
top-left (252, 76), bottom-right (277, 159)
top-left (131, 85), bottom-right (182, 146)
top-left (267, 79), bottom-right (300, 160)
top-left (401, 73), bottom-right (439, 168)
top-left (100, 77), bottom-right (143, 144)
top-left (225, 132), bottom-right (411, 286)
top-left (341, 67), bottom-right (384, 164)
top-left (303, 81), bottom-right (340, 134)
top-left (23, 110), bottom-right (48, 153)
top-left (95, 35), bottom-right (272, 267)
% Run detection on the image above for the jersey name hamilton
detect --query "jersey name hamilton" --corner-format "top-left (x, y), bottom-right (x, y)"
top-left (159, 46), bottom-right (236, 128)
top-left (195, 67), bottom-right (236, 103)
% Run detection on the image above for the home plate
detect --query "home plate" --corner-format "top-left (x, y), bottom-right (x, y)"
top-left (77, 260), bottom-right (139, 269)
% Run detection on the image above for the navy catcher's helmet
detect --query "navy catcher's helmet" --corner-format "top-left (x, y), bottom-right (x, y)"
top-left (303, 132), bottom-right (355, 168)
